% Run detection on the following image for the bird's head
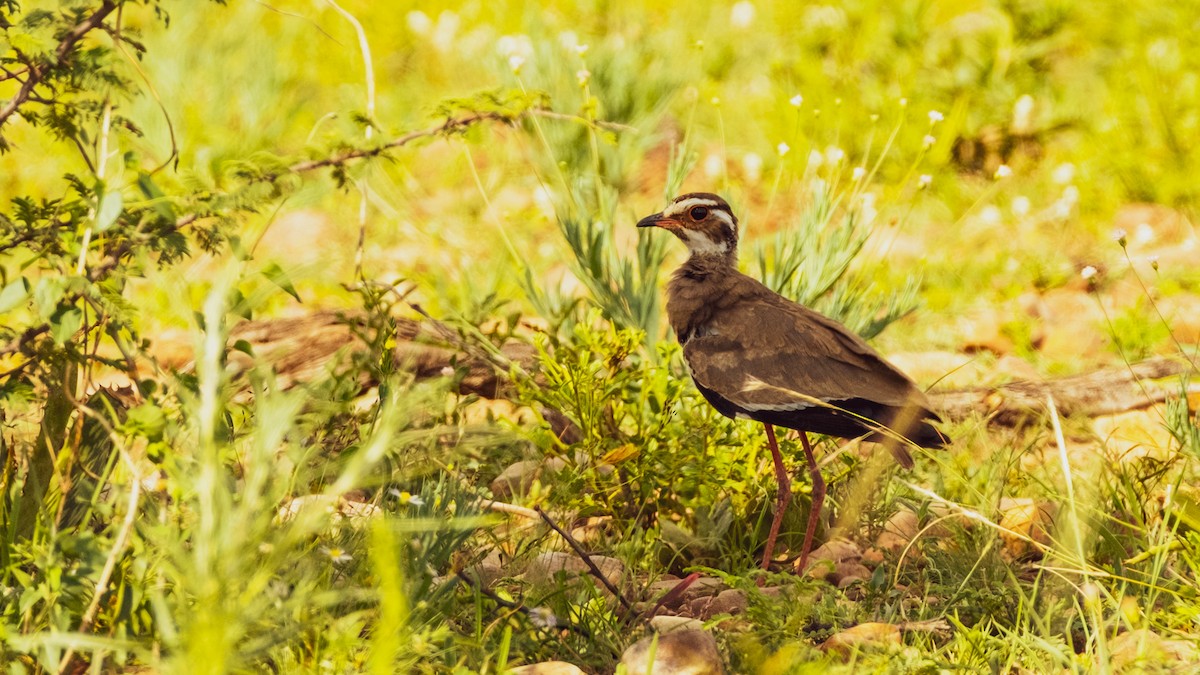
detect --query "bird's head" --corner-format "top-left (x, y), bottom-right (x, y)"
top-left (637, 193), bottom-right (739, 260)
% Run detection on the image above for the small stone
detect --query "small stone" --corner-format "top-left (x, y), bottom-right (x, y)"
top-left (511, 662), bottom-right (587, 675)
top-left (490, 457), bottom-right (568, 499)
top-left (860, 547), bottom-right (884, 567)
top-left (998, 497), bottom-right (1056, 560)
top-left (820, 622), bottom-right (902, 658)
top-left (688, 589), bottom-right (747, 620)
top-left (647, 576), bottom-right (726, 604)
top-left (1093, 406), bottom-right (1177, 463)
top-left (833, 562), bottom-right (871, 586)
top-left (621, 629), bottom-right (724, 675)
top-left (809, 538), bottom-right (861, 563)
top-left (1109, 628), bottom-right (1198, 671)
top-left (649, 615), bottom-right (705, 633)
top-left (521, 551), bottom-right (624, 590)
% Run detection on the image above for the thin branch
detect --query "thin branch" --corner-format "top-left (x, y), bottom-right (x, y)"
top-left (0, 1), bottom-right (119, 129)
top-left (534, 506), bottom-right (636, 616)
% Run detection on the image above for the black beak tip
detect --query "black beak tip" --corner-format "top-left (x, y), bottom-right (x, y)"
top-left (637, 213), bottom-right (663, 228)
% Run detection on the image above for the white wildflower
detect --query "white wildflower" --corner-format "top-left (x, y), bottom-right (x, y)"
top-left (528, 606), bottom-right (557, 629)
top-left (918, 174), bottom-right (932, 189)
top-left (777, 142), bottom-right (790, 157)
top-left (1080, 265), bottom-right (1098, 280)
top-left (852, 166), bottom-right (866, 181)
top-left (508, 54), bottom-right (525, 74)
top-left (1011, 195), bottom-right (1031, 217)
top-left (994, 164), bottom-right (1013, 179)
top-left (923, 134), bottom-right (936, 148)
top-left (789, 94), bottom-right (804, 107)
top-left (928, 110), bottom-right (944, 123)
top-left (322, 546), bottom-right (352, 565)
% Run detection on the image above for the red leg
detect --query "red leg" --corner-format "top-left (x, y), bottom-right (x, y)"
top-left (761, 424), bottom-right (791, 570)
top-left (796, 432), bottom-right (825, 572)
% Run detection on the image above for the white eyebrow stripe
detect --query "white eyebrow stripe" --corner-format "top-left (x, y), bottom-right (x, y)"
top-left (663, 197), bottom-right (723, 218)
top-left (711, 209), bottom-right (734, 228)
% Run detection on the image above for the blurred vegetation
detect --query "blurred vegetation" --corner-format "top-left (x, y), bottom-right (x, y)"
top-left (1, 0), bottom-right (1199, 672)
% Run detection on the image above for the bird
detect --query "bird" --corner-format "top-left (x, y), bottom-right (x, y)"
top-left (637, 192), bottom-right (947, 571)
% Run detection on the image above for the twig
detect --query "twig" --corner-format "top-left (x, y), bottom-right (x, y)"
top-left (0, 1), bottom-right (119, 129)
top-left (534, 506), bottom-right (636, 615)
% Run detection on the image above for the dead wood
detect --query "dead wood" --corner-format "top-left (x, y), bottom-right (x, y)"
top-left (930, 356), bottom-right (1198, 424)
top-left (211, 311), bottom-right (1195, 424)
top-left (218, 309), bottom-right (535, 397)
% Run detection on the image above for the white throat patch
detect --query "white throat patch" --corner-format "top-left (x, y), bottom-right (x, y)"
top-left (682, 228), bottom-right (730, 256)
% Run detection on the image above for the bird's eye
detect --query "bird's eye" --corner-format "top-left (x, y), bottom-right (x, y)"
top-left (689, 206), bottom-right (709, 220)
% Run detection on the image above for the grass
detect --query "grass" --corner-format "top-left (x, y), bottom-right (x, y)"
top-left (2, 0), bottom-right (1200, 672)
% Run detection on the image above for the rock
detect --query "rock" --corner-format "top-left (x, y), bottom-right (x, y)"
top-left (885, 351), bottom-right (977, 389)
top-left (490, 457), bottom-right (567, 499)
top-left (621, 629), bottom-right (724, 675)
top-left (647, 576), bottom-right (726, 605)
top-left (860, 547), bottom-right (885, 567)
top-left (521, 551), bottom-right (624, 590)
top-left (833, 562), bottom-right (871, 586)
top-left (820, 622), bottom-right (902, 657)
top-left (275, 494), bottom-right (381, 525)
top-left (1032, 289), bottom-right (1108, 364)
top-left (800, 538), bottom-right (862, 577)
top-left (1109, 628), bottom-right (1198, 671)
top-left (876, 509), bottom-right (919, 554)
top-left (510, 662), bottom-right (587, 675)
top-left (462, 551), bottom-right (504, 589)
top-left (649, 615), bottom-right (705, 634)
top-left (993, 354), bottom-right (1041, 381)
top-left (998, 497), bottom-right (1056, 560)
top-left (958, 309), bottom-right (1014, 355)
top-left (1092, 406), bottom-right (1176, 463)
top-left (688, 589), bottom-right (747, 620)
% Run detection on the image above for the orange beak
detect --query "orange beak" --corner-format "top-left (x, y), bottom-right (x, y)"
top-left (637, 212), bottom-right (679, 229)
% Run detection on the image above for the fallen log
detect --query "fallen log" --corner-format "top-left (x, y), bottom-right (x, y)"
top-left (931, 356), bottom-right (1198, 424)
top-left (198, 311), bottom-right (1198, 423)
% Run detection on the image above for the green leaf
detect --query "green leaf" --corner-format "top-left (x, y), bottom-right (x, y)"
top-left (95, 187), bottom-right (123, 232)
top-left (262, 262), bottom-right (302, 303)
top-left (137, 172), bottom-right (177, 220)
top-left (49, 307), bottom-right (83, 345)
top-left (0, 277), bottom-right (31, 313)
top-left (33, 277), bottom-right (68, 319)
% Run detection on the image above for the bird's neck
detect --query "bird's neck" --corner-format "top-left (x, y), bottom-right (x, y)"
top-left (680, 249), bottom-right (738, 276)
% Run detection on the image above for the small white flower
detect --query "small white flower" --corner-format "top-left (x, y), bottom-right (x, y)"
top-left (918, 174), bottom-right (932, 189)
top-left (576, 68), bottom-right (591, 86)
top-left (807, 149), bottom-right (824, 169)
top-left (928, 110), bottom-right (944, 123)
top-left (322, 546), bottom-right (352, 565)
top-left (574, 43), bottom-right (589, 56)
top-left (899, 97), bottom-right (908, 108)
top-left (1112, 228), bottom-right (1128, 244)
top-left (923, 134), bottom-right (936, 148)
top-left (994, 164), bottom-right (1013, 179)
top-left (1080, 265), bottom-right (1098, 280)
top-left (1147, 255), bottom-right (1160, 270)
top-left (777, 142), bottom-right (790, 157)
top-left (440, 366), bottom-right (455, 377)
top-left (703, 152), bottom-right (723, 178)
top-left (1012, 195), bottom-right (1031, 217)
top-left (789, 94), bottom-right (804, 107)
top-left (508, 55), bottom-right (525, 74)
top-left (389, 489), bottom-right (426, 506)
top-left (827, 147), bottom-right (845, 163)
top-left (979, 205), bottom-right (1002, 226)
top-left (852, 166), bottom-right (866, 181)
top-left (730, 1), bottom-right (756, 27)
top-left (528, 606), bottom-right (557, 629)
top-left (710, 96), bottom-right (721, 106)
